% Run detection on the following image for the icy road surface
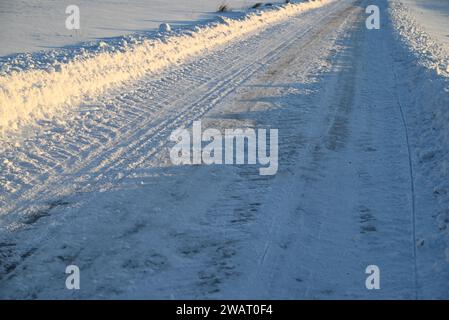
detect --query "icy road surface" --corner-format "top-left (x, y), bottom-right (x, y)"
top-left (0, 0), bottom-right (448, 299)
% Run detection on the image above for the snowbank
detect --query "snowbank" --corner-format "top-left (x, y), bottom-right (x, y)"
top-left (0, 0), bottom-right (332, 136)
top-left (390, 1), bottom-right (449, 76)
top-left (398, 0), bottom-right (449, 51)
top-left (389, 1), bottom-right (449, 264)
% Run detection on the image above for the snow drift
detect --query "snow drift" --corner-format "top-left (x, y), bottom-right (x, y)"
top-left (0, 0), bottom-right (332, 136)
top-left (389, 0), bottom-right (449, 273)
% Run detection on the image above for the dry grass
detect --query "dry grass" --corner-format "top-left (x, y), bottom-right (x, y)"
top-left (217, 3), bottom-right (230, 12)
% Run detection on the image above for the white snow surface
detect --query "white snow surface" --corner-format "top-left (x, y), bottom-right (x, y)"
top-left (0, 0), bottom-right (269, 57)
top-left (0, 0), bottom-right (448, 299)
top-left (389, 0), bottom-right (449, 298)
top-left (0, 0), bottom-right (332, 137)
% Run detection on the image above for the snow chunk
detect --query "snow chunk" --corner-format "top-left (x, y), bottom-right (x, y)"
top-left (159, 23), bottom-right (172, 33)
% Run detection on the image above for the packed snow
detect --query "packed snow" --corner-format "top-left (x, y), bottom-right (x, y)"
top-left (0, 0), bottom-right (449, 300)
top-left (389, 0), bottom-right (449, 296)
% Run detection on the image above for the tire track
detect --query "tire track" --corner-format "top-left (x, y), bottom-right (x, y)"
top-left (0, 1), bottom-right (353, 229)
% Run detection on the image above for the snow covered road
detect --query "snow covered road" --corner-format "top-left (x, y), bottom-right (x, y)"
top-left (1, 0), bottom-right (448, 299)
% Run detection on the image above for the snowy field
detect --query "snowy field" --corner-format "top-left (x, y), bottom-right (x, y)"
top-left (0, 0), bottom-right (449, 300)
top-left (0, 0), bottom-right (267, 57)
top-left (400, 0), bottom-right (449, 49)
